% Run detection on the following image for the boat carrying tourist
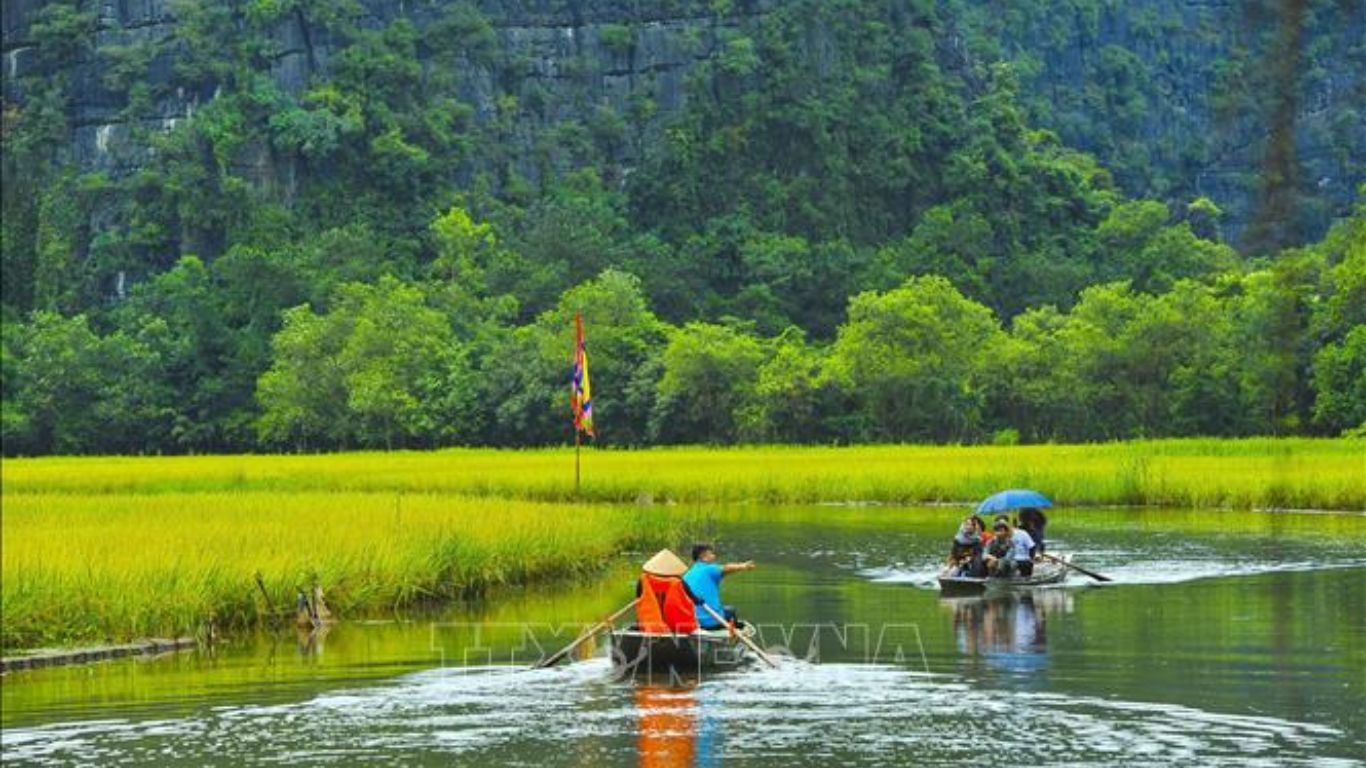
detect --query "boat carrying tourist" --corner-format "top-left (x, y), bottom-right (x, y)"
top-left (938, 489), bottom-right (1108, 595)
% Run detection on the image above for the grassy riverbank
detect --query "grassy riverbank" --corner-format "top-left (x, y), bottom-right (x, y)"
top-left (0, 492), bottom-right (672, 651)
top-left (3, 439), bottom-right (1361, 649)
top-left (5, 439), bottom-right (1362, 509)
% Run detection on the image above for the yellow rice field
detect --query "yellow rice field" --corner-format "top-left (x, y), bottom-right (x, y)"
top-left (1, 492), bottom-right (672, 650)
top-left (5, 439), bottom-right (1362, 509)
top-left (2, 439), bottom-right (1361, 650)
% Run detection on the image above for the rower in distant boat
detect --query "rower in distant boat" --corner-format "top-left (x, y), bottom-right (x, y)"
top-left (983, 518), bottom-right (1035, 578)
top-left (684, 543), bottom-right (756, 629)
top-left (1018, 507), bottom-right (1048, 556)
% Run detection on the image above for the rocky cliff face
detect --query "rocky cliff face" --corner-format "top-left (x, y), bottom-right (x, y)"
top-left (2, 1), bottom-right (741, 176)
top-left (968, 0), bottom-right (1366, 248)
top-left (4, 0), bottom-right (1363, 246)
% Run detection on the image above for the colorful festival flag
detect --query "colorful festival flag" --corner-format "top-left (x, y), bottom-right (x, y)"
top-left (571, 312), bottom-right (594, 438)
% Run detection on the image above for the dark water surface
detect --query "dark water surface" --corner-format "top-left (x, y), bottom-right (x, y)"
top-left (3, 507), bottom-right (1364, 766)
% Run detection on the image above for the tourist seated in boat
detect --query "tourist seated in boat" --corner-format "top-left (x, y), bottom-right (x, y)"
top-left (635, 549), bottom-right (700, 634)
top-left (684, 543), bottom-right (756, 629)
top-left (983, 519), bottom-right (1036, 578)
top-left (948, 515), bottom-right (988, 576)
top-left (983, 515), bottom-right (1010, 561)
top-left (1018, 507), bottom-right (1047, 556)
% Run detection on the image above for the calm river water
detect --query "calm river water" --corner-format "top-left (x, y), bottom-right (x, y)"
top-left (3, 507), bottom-right (1364, 766)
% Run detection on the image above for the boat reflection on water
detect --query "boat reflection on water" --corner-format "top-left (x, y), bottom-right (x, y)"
top-left (635, 682), bottom-right (720, 768)
top-left (294, 623), bottom-right (331, 662)
top-left (944, 590), bottom-right (1074, 678)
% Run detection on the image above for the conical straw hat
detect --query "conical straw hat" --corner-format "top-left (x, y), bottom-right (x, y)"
top-left (641, 548), bottom-right (688, 577)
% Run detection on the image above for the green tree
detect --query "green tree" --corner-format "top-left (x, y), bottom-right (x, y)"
top-left (738, 328), bottom-right (834, 443)
top-left (2, 312), bottom-right (166, 454)
top-left (257, 276), bottom-right (472, 449)
top-left (828, 276), bottom-right (1002, 441)
top-left (1311, 195), bottom-right (1365, 344)
top-left (256, 303), bottom-right (351, 448)
top-left (1047, 282), bottom-right (1144, 439)
top-left (866, 204), bottom-right (996, 301)
top-left (0, 323), bottom-right (32, 448)
top-left (1163, 282), bottom-right (1247, 437)
top-left (1312, 325), bottom-right (1366, 435)
top-left (1097, 200), bottom-right (1237, 293)
top-left (483, 270), bottom-right (666, 446)
top-left (108, 250), bottom-right (304, 450)
top-left (430, 205), bottom-right (496, 287)
top-left (1186, 197), bottom-right (1223, 241)
top-left (501, 171), bottom-right (633, 317)
top-left (1229, 257), bottom-right (1320, 435)
top-left (651, 322), bottom-right (765, 444)
top-left (32, 173), bottom-right (89, 313)
top-left (113, 256), bottom-right (226, 449)
top-left (985, 305), bottom-right (1089, 442)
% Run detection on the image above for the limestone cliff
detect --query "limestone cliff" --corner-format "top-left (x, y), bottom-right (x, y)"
top-left (3, 0), bottom-right (1363, 247)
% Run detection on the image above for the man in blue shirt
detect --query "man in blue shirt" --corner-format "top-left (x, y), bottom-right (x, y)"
top-left (683, 543), bottom-right (756, 629)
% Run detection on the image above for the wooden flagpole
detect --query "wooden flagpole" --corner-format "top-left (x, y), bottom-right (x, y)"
top-left (573, 311), bottom-right (583, 495)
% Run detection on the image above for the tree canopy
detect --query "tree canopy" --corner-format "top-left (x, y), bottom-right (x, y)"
top-left (1, 1), bottom-right (1362, 453)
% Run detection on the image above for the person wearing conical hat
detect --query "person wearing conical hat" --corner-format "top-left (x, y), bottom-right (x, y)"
top-left (641, 548), bottom-right (689, 578)
top-left (635, 549), bottom-right (702, 633)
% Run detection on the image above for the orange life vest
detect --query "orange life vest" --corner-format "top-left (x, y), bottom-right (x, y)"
top-left (636, 573), bottom-right (699, 633)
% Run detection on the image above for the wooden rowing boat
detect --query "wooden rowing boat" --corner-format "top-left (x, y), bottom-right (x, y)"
top-left (937, 553), bottom-right (1072, 595)
top-left (610, 624), bottom-right (754, 673)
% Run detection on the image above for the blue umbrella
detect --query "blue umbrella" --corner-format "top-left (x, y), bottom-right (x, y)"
top-left (976, 489), bottom-right (1053, 515)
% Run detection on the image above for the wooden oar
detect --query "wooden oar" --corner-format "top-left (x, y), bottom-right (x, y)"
top-left (1042, 552), bottom-right (1112, 583)
top-left (533, 598), bottom-right (638, 669)
top-left (702, 604), bottom-right (778, 669)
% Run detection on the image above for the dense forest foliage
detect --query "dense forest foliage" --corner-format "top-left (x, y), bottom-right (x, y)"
top-left (1, 0), bottom-right (1363, 454)
top-left (954, 0), bottom-right (1366, 254)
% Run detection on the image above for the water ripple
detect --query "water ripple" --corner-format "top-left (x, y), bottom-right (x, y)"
top-left (3, 662), bottom-right (1358, 767)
